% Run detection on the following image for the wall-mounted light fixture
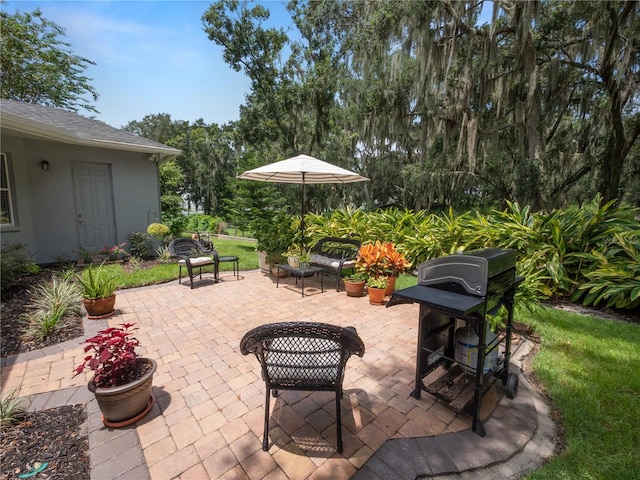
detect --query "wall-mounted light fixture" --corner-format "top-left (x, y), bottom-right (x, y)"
top-left (148, 154), bottom-right (157, 162)
top-left (41, 160), bottom-right (50, 171)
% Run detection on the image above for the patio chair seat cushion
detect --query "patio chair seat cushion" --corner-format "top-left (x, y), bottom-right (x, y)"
top-left (178, 256), bottom-right (215, 267)
top-left (309, 254), bottom-right (356, 270)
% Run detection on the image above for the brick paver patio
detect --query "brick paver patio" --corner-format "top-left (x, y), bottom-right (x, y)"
top-left (1, 269), bottom-right (554, 479)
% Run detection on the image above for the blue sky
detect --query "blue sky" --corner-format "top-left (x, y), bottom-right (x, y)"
top-left (5, 0), bottom-right (292, 128)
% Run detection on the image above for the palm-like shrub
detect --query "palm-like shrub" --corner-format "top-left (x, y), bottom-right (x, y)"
top-left (305, 198), bottom-right (639, 310)
top-left (573, 231), bottom-right (640, 309)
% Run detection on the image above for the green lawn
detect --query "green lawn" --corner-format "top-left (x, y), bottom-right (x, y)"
top-left (97, 237), bottom-right (259, 289)
top-left (520, 307), bottom-right (640, 479)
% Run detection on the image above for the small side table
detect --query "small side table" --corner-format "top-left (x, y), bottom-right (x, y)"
top-left (276, 264), bottom-right (324, 297)
top-left (217, 255), bottom-right (239, 281)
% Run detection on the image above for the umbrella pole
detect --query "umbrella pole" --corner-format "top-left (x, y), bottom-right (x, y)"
top-left (301, 174), bottom-right (305, 254)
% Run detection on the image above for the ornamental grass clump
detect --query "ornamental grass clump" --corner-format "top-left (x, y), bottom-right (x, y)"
top-left (22, 274), bottom-right (82, 341)
top-left (73, 323), bottom-right (141, 388)
top-left (0, 386), bottom-right (27, 430)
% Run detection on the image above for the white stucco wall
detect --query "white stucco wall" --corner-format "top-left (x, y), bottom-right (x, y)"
top-left (1, 132), bottom-right (162, 264)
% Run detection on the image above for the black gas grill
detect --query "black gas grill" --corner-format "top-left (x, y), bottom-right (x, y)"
top-left (387, 248), bottom-right (523, 436)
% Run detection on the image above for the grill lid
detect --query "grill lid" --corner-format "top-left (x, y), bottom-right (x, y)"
top-left (417, 248), bottom-right (516, 297)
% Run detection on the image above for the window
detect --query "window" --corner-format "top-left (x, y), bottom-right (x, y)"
top-left (1, 153), bottom-right (15, 225)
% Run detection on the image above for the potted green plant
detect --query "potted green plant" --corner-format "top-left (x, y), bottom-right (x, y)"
top-left (266, 251), bottom-right (286, 274)
top-left (147, 222), bottom-right (170, 254)
top-left (73, 322), bottom-right (157, 427)
top-left (366, 276), bottom-right (388, 305)
top-left (285, 246), bottom-right (302, 268)
top-left (252, 212), bottom-right (295, 275)
top-left (343, 270), bottom-right (367, 297)
top-left (299, 250), bottom-right (311, 268)
top-left (76, 263), bottom-right (118, 319)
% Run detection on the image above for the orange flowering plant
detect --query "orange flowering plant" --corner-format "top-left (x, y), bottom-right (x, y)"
top-left (356, 241), bottom-right (412, 278)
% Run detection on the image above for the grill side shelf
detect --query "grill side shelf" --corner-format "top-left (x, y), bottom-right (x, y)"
top-left (386, 286), bottom-right (485, 317)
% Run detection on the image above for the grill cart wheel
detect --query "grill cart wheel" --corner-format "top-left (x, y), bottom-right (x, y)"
top-left (506, 373), bottom-right (519, 399)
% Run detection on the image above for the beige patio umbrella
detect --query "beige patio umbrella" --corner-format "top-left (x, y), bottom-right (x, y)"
top-left (237, 154), bottom-right (368, 251)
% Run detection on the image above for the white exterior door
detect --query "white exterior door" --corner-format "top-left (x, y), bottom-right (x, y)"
top-left (73, 162), bottom-right (116, 252)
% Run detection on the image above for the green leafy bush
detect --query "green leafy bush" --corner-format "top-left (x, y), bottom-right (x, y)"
top-left (572, 231), bottom-right (640, 309)
top-left (163, 213), bottom-right (188, 238)
top-left (0, 242), bottom-right (39, 290)
top-left (252, 212), bottom-right (295, 257)
top-left (186, 214), bottom-right (221, 233)
top-left (128, 232), bottom-right (151, 258)
top-left (305, 199), bottom-right (639, 310)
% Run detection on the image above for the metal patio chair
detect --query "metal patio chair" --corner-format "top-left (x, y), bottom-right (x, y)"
top-left (168, 237), bottom-right (218, 288)
top-left (240, 322), bottom-right (365, 453)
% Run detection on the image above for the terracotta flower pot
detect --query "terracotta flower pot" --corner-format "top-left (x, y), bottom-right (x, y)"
top-left (89, 358), bottom-right (157, 427)
top-left (367, 287), bottom-right (386, 305)
top-left (271, 266), bottom-right (288, 277)
top-left (257, 251), bottom-right (270, 274)
top-left (287, 255), bottom-right (300, 268)
top-left (384, 276), bottom-right (397, 296)
top-left (344, 280), bottom-right (366, 297)
top-left (83, 294), bottom-right (116, 319)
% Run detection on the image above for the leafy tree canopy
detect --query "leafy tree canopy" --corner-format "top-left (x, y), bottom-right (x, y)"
top-left (0, 6), bottom-right (98, 113)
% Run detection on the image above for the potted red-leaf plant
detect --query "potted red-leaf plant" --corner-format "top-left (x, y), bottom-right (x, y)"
top-left (74, 323), bottom-right (156, 427)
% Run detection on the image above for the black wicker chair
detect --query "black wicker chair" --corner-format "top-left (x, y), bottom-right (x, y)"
top-left (168, 237), bottom-right (218, 288)
top-left (240, 322), bottom-right (365, 453)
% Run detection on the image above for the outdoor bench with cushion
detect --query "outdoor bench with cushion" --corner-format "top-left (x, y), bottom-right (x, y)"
top-left (309, 237), bottom-right (361, 291)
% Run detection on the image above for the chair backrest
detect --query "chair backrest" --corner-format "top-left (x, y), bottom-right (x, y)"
top-left (168, 237), bottom-right (209, 258)
top-left (311, 237), bottom-right (361, 260)
top-left (240, 322), bottom-right (365, 391)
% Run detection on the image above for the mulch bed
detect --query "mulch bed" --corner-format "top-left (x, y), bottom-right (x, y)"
top-left (0, 405), bottom-right (89, 480)
top-left (0, 271), bottom-right (85, 358)
top-left (0, 260), bottom-right (163, 480)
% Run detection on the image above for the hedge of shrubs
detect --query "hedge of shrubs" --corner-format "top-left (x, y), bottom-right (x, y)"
top-left (303, 196), bottom-right (639, 311)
